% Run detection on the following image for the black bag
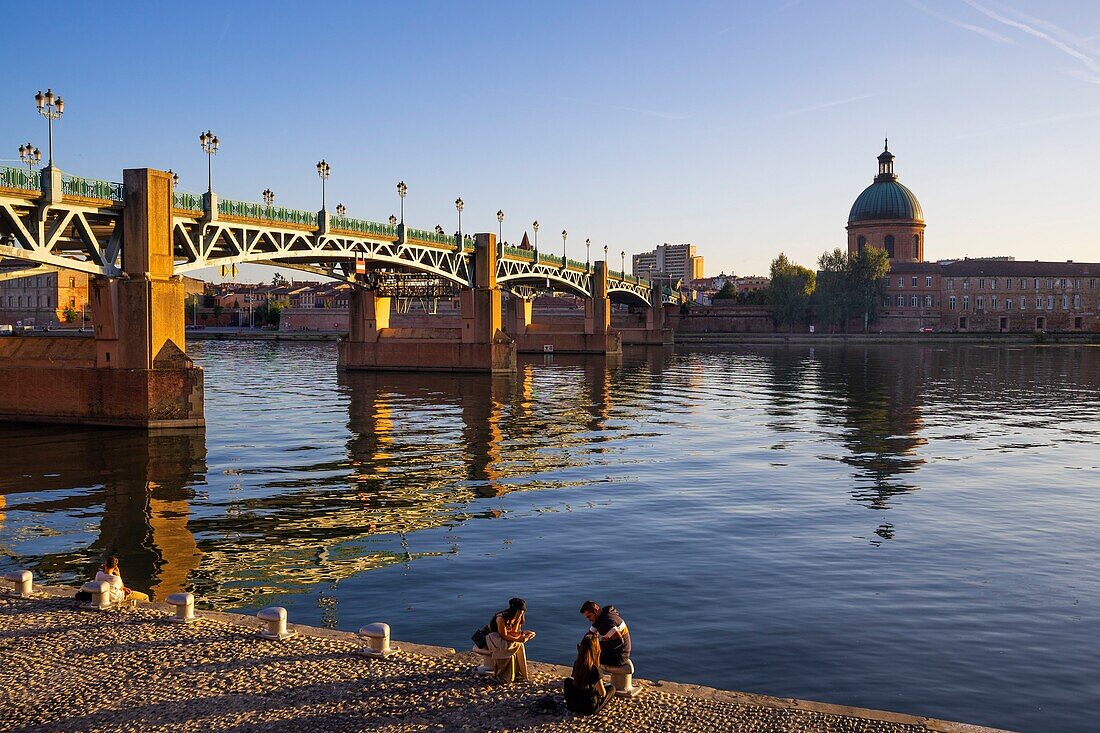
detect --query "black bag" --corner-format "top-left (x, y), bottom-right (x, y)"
top-left (472, 626), bottom-right (488, 648)
top-left (75, 591), bottom-right (91, 603)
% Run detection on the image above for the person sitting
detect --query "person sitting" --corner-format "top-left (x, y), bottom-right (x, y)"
top-left (95, 556), bottom-right (150, 604)
top-left (580, 600), bottom-right (630, 667)
top-left (472, 597), bottom-right (534, 683)
top-left (563, 633), bottom-right (615, 715)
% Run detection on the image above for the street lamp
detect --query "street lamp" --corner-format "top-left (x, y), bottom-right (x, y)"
top-left (336, 203), bottom-right (346, 217)
top-left (316, 160), bottom-right (331, 210)
top-left (455, 198), bottom-right (464, 240)
top-left (561, 230), bottom-right (568, 267)
top-left (198, 130), bottom-right (219, 193)
top-left (396, 181), bottom-right (407, 223)
top-left (532, 220), bottom-right (539, 258)
top-left (585, 238), bottom-right (591, 270)
top-left (18, 143), bottom-right (41, 172)
top-left (496, 210), bottom-right (504, 244)
top-left (435, 225), bottom-right (445, 235)
top-left (168, 169), bottom-right (180, 187)
top-left (603, 244), bottom-right (609, 273)
top-left (388, 214), bottom-right (398, 227)
top-left (262, 189), bottom-right (275, 205)
top-left (621, 250), bottom-right (626, 280)
top-left (34, 89), bottom-right (64, 167)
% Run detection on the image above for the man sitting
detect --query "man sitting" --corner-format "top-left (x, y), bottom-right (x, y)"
top-left (95, 556), bottom-right (150, 604)
top-left (580, 600), bottom-right (630, 667)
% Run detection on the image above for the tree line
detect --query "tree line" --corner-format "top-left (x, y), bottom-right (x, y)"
top-left (715, 247), bottom-right (891, 332)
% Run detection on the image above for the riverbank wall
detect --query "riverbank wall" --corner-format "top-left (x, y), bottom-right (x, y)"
top-left (0, 582), bottom-right (1012, 732)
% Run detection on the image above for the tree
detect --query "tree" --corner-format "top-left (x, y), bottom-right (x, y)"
top-left (768, 253), bottom-right (816, 331)
top-left (62, 306), bottom-right (78, 324)
top-left (271, 273), bottom-right (289, 288)
top-left (815, 248), bottom-right (854, 333)
top-left (713, 281), bottom-right (737, 300)
top-left (213, 303), bottom-right (224, 320)
top-left (849, 247), bottom-right (890, 331)
top-left (255, 300), bottom-right (284, 327)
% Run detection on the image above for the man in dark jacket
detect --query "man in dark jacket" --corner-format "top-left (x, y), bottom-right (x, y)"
top-left (580, 600), bottom-right (631, 667)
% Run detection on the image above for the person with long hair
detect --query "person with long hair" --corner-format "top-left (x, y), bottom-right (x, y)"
top-left (563, 633), bottom-right (614, 715)
top-left (473, 597), bottom-right (535, 683)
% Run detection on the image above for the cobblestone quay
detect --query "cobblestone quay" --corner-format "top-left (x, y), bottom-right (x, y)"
top-left (0, 592), bottom-right (1009, 733)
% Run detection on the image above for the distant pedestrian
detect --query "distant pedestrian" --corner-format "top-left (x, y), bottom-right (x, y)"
top-left (95, 556), bottom-right (150, 604)
top-left (472, 597), bottom-right (535, 683)
top-left (580, 600), bottom-right (630, 667)
top-left (563, 633), bottom-right (615, 715)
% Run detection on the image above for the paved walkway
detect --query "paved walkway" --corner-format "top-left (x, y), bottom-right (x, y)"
top-left (0, 593), bottom-right (1010, 733)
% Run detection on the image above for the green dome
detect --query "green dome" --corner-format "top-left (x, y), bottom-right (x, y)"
top-left (848, 180), bottom-right (924, 223)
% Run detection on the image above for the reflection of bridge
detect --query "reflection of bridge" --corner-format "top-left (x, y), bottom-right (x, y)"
top-left (0, 165), bottom-right (677, 427)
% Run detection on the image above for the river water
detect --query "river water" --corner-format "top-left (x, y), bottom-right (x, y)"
top-left (2, 341), bottom-right (1098, 731)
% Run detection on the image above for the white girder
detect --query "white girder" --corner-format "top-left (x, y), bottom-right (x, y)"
top-left (496, 257), bottom-right (591, 298)
top-left (0, 198), bottom-right (121, 277)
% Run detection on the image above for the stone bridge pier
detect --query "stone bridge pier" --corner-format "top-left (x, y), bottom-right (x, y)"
top-left (339, 233), bottom-right (516, 373)
top-left (506, 260), bottom-right (622, 355)
top-left (0, 169), bottom-right (204, 428)
top-left (615, 280), bottom-right (676, 346)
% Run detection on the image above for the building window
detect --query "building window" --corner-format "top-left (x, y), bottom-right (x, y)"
top-left (926, 276), bottom-right (933, 287)
top-left (1034, 278), bottom-right (1040, 289)
top-left (1074, 279), bottom-right (1080, 289)
top-left (963, 295), bottom-right (970, 310)
top-left (910, 276), bottom-right (917, 287)
top-left (858, 235), bottom-right (866, 253)
top-left (1075, 316), bottom-right (1083, 330)
top-left (69, 298), bottom-right (75, 308)
top-left (18, 296), bottom-right (22, 307)
top-left (1047, 295), bottom-right (1054, 310)
top-left (1006, 298), bottom-right (1014, 311)
top-left (949, 295), bottom-right (957, 310)
top-left (1036, 316), bottom-right (1045, 330)
top-left (1059, 278), bottom-right (1067, 289)
top-left (946, 278), bottom-right (954, 290)
top-left (68, 277), bottom-right (75, 288)
top-left (991, 296), bottom-right (998, 310)
top-left (924, 295), bottom-right (933, 307)
top-left (897, 277), bottom-right (904, 287)
top-left (884, 235), bottom-right (895, 258)
top-left (896, 295), bottom-right (905, 307)
top-left (913, 234), bottom-right (920, 254)
top-left (1047, 279), bottom-right (1054, 289)
top-left (1062, 295), bottom-right (1069, 309)
top-left (1036, 296), bottom-right (1042, 309)
top-left (959, 316), bottom-right (968, 330)
top-left (963, 279), bottom-right (970, 290)
top-left (45, 296), bottom-right (50, 307)
top-left (976, 296), bottom-right (984, 310)
top-left (882, 276), bottom-right (891, 287)
top-left (979, 278), bottom-right (985, 289)
top-left (1020, 296), bottom-right (1026, 310)
top-left (1005, 278), bottom-right (1013, 289)
top-left (1073, 294), bottom-right (1081, 309)
top-left (910, 295), bottom-right (918, 307)
top-left (991, 279), bottom-right (997, 290)
top-left (883, 296), bottom-right (891, 308)
top-left (1091, 279), bottom-right (1096, 289)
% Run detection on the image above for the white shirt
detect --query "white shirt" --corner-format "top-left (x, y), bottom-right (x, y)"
top-left (95, 570), bottom-right (125, 603)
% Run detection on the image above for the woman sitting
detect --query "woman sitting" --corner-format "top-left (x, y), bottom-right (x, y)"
top-left (95, 556), bottom-right (150, 604)
top-left (564, 634), bottom-right (614, 715)
top-left (474, 598), bottom-right (535, 683)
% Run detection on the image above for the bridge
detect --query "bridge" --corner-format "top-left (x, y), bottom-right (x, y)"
top-left (0, 165), bottom-right (677, 429)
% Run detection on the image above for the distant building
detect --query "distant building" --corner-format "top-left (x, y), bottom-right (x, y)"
top-left (844, 142), bottom-right (1099, 333)
top-left (0, 270), bottom-right (89, 326)
top-left (632, 243), bottom-right (704, 283)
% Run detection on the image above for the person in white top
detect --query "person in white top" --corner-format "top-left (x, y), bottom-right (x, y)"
top-left (95, 556), bottom-right (149, 604)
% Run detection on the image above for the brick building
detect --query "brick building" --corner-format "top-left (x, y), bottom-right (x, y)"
top-left (0, 269), bottom-right (89, 327)
top-left (846, 143), bottom-right (1099, 333)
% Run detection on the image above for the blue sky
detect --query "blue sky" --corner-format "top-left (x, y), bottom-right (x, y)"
top-left (2, 0), bottom-right (1099, 279)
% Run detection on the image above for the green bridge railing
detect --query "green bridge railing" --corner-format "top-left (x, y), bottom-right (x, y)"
top-left (62, 174), bottom-right (125, 204)
top-left (332, 215), bottom-right (396, 238)
top-left (0, 166), bottom-right (41, 193)
top-left (406, 228), bottom-right (455, 247)
top-left (502, 245), bottom-right (535, 262)
top-left (173, 191), bottom-right (204, 212)
top-left (218, 198), bottom-right (317, 227)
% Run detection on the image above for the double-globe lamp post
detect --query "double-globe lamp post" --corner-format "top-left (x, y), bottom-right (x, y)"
top-left (396, 181), bottom-right (407, 223)
top-left (532, 220), bottom-right (539, 259)
top-left (316, 160), bottom-right (330, 211)
top-left (18, 143), bottom-right (41, 173)
top-left (497, 210), bottom-right (504, 245)
top-left (586, 238), bottom-right (591, 270)
top-left (561, 230), bottom-right (568, 268)
top-left (262, 189), bottom-right (275, 206)
top-left (199, 130), bottom-right (219, 193)
top-left (34, 89), bottom-right (64, 168)
top-left (455, 198), bottom-right (463, 240)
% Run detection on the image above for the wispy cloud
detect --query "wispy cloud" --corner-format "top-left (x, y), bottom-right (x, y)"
top-left (772, 93), bottom-right (876, 120)
top-left (904, 0), bottom-right (1013, 43)
top-left (961, 0), bottom-right (1100, 82)
top-left (943, 106), bottom-right (1100, 141)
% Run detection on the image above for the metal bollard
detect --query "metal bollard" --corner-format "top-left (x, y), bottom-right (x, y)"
top-left (357, 622), bottom-right (396, 658)
top-left (600, 659), bottom-right (641, 697)
top-left (4, 570), bottom-right (33, 597)
top-left (256, 606), bottom-right (296, 640)
top-left (82, 580), bottom-right (112, 610)
top-left (471, 644), bottom-right (494, 675)
top-left (165, 592), bottom-right (196, 623)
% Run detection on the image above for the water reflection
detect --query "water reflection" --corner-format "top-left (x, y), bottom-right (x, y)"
top-left (0, 427), bottom-right (206, 597)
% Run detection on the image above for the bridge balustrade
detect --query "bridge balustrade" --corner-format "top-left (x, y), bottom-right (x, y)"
top-left (331, 215), bottom-right (396, 237)
top-left (61, 174), bottom-right (125, 204)
top-left (172, 191), bottom-right (204, 212)
top-left (0, 166), bottom-right (41, 193)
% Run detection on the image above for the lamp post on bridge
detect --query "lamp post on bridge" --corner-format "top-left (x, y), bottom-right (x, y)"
top-left (316, 160), bottom-right (331, 211)
top-left (455, 197), bottom-right (464, 240)
top-left (168, 170), bottom-right (180, 187)
top-left (621, 251), bottom-right (626, 281)
top-left (396, 181), bottom-right (407, 223)
top-left (198, 130), bottom-right (219, 193)
top-left (561, 230), bottom-right (568, 268)
top-left (496, 210), bottom-right (504, 245)
top-left (603, 244), bottom-right (609, 274)
top-left (389, 214), bottom-right (397, 227)
top-left (262, 189), bottom-right (275, 206)
top-left (532, 220), bottom-right (539, 260)
top-left (18, 143), bottom-right (41, 174)
top-left (34, 89), bottom-right (63, 168)
top-left (585, 238), bottom-right (591, 272)
top-left (336, 203), bottom-right (346, 217)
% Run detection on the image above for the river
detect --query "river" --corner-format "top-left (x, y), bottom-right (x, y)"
top-left (2, 341), bottom-right (1098, 732)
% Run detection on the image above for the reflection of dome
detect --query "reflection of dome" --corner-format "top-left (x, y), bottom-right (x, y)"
top-left (848, 142), bottom-right (924, 223)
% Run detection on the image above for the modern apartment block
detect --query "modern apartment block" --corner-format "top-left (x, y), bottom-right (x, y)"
top-left (632, 243), bottom-right (704, 283)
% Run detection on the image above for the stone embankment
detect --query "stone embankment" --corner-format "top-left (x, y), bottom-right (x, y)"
top-left (0, 587), bottom-right (1012, 733)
